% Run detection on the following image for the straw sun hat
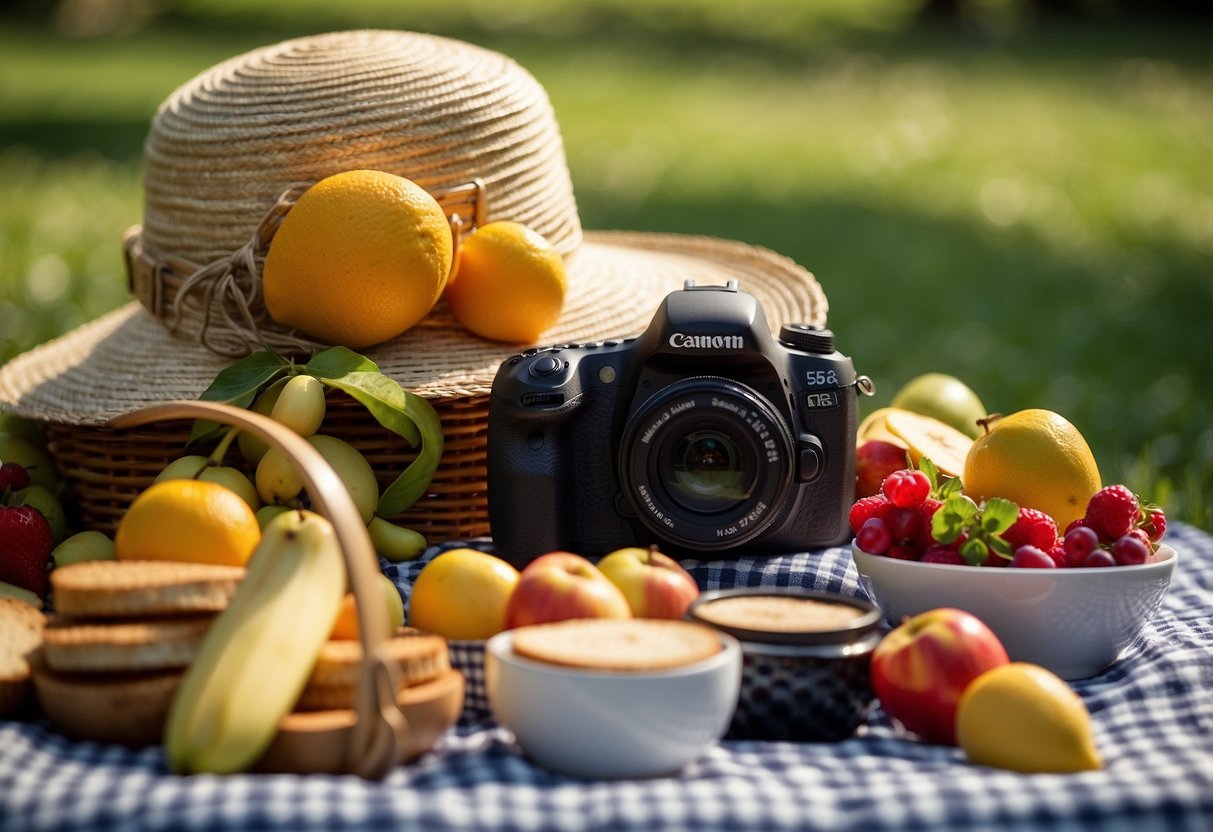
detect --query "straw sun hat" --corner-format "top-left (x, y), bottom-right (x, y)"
top-left (0, 30), bottom-right (828, 539)
top-left (0, 28), bottom-right (826, 423)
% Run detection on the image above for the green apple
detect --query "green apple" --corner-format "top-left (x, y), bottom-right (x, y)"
top-left (52, 530), bottom-right (116, 566)
top-left (890, 373), bottom-right (988, 439)
top-left (0, 432), bottom-right (57, 490)
top-left (13, 484), bottom-right (68, 544)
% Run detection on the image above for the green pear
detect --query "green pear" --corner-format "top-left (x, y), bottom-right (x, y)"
top-left (890, 373), bottom-right (988, 439)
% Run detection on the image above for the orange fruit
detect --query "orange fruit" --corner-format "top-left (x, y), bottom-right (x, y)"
top-left (444, 221), bottom-right (566, 343)
top-left (962, 409), bottom-right (1101, 531)
top-left (262, 169), bottom-right (453, 349)
top-left (408, 548), bottom-right (520, 640)
top-left (114, 479), bottom-right (260, 567)
top-left (329, 574), bottom-right (405, 641)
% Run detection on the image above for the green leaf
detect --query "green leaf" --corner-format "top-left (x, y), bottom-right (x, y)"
top-left (319, 372), bottom-right (421, 447)
top-left (377, 392), bottom-right (444, 517)
top-left (988, 536), bottom-right (1014, 560)
top-left (960, 538), bottom-right (989, 566)
top-left (918, 455), bottom-right (940, 489)
top-left (936, 475), bottom-right (963, 500)
top-left (189, 351), bottom-right (290, 444)
top-left (305, 346), bottom-right (380, 379)
top-left (982, 497), bottom-right (1020, 535)
top-left (932, 494), bottom-right (975, 544)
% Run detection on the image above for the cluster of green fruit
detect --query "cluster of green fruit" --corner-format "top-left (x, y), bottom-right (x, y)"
top-left (160, 373), bottom-right (427, 563)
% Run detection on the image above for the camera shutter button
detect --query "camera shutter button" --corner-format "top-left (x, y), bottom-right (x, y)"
top-left (529, 355), bottom-right (563, 378)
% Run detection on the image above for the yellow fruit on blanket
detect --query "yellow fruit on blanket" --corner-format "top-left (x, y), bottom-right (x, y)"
top-left (409, 548), bottom-right (520, 641)
top-left (956, 663), bottom-right (1102, 773)
top-left (963, 409), bottom-right (1100, 531)
top-left (262, 169), bottom-right (453, 349)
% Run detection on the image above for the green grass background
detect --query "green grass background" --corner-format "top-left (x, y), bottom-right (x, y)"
top-left (1, 1), bottom-right (1210, 528)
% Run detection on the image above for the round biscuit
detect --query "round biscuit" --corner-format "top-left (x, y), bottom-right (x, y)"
top-left (510, 619), bottom-right (722, 671)
top-left (0, 598), bottom-right (45, 717)
top-left (42, 615), bottom-right (213, 673)
top-left (51, 560), bottom-right (244, 618)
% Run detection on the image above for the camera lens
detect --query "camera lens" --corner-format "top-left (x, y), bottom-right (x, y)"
top-left (670, 430), bottom-right (747, 514)
top-left (619, 377), bottom-right (794, 550)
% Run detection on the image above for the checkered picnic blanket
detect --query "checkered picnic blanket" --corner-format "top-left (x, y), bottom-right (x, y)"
top-left (3, 523), bottom-right (1211, 832)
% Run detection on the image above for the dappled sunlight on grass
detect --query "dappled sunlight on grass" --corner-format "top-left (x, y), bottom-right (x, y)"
top-left (0, 1), bottom-right (1209, 526)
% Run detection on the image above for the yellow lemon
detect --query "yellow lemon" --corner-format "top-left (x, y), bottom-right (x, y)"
top-left (408, 548), bottom-right (520, 640)
top-left (444, 221), bottom-right (567, 343)
top-left (263, 169), bottom-right (453, 349)
top-left (114, 479), bottom-right (261, 567)
top-left (956, 663), bottom-right (1102, 773)
top-left (963, 409), bottom-right (1100, 531)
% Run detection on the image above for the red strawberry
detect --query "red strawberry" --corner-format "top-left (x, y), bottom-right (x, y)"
top-left (0, 505), bottom-right (54, 597)
top-left (1003, 507), bottom-right (1059, 552)
top-left (1084, 485), bottom-right (1141, 542)
top-left (921, 544), bottom-right (964, 565)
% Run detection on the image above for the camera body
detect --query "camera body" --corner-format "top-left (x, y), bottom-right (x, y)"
top-left (488, 281), bottom-right (868, 566)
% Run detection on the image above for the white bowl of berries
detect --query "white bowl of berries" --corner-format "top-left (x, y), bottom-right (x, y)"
top-left (849, 472), bottom-right (1177, 680)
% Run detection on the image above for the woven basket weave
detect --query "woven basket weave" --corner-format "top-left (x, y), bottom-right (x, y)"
top-left (47, 392), bottom-right (490, 541)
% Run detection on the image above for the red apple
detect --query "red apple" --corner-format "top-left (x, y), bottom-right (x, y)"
top-left (870, 607), bottom-right (1009, 745)
top-left (595, 546), bottom-right (700, 619)
top-left (855, 439), bottom-right (909, 499)
top-left (504, 551), bottom-right (632, 629)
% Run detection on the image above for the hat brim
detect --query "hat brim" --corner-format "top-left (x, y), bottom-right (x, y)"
top-left (0, 230), bottom-right (827, 426)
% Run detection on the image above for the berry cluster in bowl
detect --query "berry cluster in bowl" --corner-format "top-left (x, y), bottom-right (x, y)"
top-left (850, 461), bottom-right (1168, 569)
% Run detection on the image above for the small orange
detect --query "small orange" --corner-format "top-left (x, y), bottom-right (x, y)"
top-left (263, 169), bottom-right (453, 349)
top-left (444, 221), bottom-right (566, 343)
top-left (329, 574), bottom-right (405, 641)
top-left (114, 479), bottom-right (261, 567)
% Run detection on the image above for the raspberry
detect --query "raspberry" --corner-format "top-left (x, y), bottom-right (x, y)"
top-left (881, 469), bottom-right (930, 509)
top-left (1141, 508), bottom-right (1167, 543)
top-left (1048, 541), bottom-right (1067, 567)
top-left (1064, 517), bottom-right (1091, 536)
top-left (1084, 485), bottom-right (1141, 542)
top-left (921, 544), bottom-right (964, 565)
top-left (849, 495), bottom-right (892, 535)
top-left (913, 498), bottom-right (943, 550)
top-left (1003, 507), bottom-right (1059, 551)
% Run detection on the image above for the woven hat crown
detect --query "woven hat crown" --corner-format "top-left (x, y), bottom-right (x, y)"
top-left (133, 29), bottom-right (582, 353)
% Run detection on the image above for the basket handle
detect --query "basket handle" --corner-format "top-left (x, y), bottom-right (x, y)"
top-left (109, 400), bottom-right (408, 779)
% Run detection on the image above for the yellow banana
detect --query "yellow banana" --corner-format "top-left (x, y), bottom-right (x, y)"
top-left (164, 509), bottom-right (346, 774)
top-left (367, 517), bottom-right (427, 562)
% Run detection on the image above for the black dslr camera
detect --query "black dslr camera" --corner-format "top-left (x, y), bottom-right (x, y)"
top-left (487, 281), bottom-right (871, 565)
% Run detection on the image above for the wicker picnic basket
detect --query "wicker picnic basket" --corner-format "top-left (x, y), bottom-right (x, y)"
top-left (108, 400), bottom-right (464, 778)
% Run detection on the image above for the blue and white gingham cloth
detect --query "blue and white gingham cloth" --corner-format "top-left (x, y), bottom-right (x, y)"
top-left (3, 523), bottom-right (1211, 831)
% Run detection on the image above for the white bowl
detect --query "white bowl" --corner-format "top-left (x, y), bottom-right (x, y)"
top-left (851, 542), bottom-right (1178, 680)
top-left (485, 629), bottom-right (741, 779)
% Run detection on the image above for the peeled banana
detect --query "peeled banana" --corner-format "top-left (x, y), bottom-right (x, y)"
top-left (164, 509), bottom-right (346, 774)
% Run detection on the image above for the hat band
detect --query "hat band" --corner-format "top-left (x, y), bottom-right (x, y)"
top-left (124, 179), bottom-right (487, 359)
